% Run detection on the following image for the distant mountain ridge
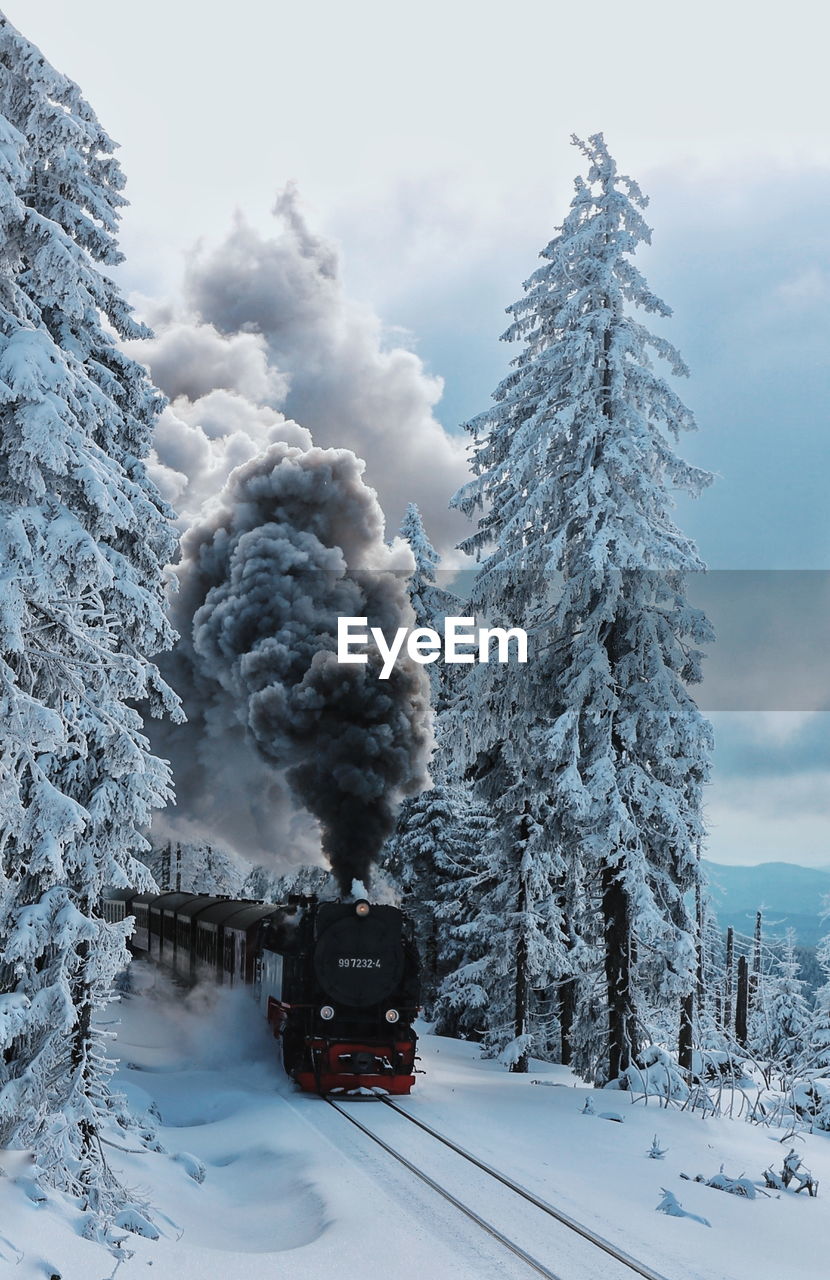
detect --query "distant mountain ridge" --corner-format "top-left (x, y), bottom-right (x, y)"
top-left (703, 860), bottom-right (830, 948)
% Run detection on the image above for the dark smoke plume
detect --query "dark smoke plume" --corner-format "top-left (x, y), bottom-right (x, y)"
top-left (167, 442), bottom-right (432, 892)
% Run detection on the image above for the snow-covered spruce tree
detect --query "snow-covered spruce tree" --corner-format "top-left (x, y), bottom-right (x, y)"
top-left (807, 932), bottom-right (830, 1072)
top-left (388, 777), bottom-right (491, 1022)
top-left (794, 931), bottom-right (830, 1128)
top-left (0, 15), bottom-right (179, 1230)
top-left (143, 839), bottom-right (245, 896)
top-left (397, 502), bottom-right (461, 717)
top-left (433, 769), bottom-right (569, 1064)
top-left (430, 712), bottom-right (576, 1071)
top-left (694, 897), bottom-right (732, 1051)
top-left (451, 133), bottom-right (713, 1082)
top-left (749, 931), bottom-right (811, 1077)
top-left (384, 504), bottom-right (494, 1016)
top-left (242, 862), bottom-right (337, 904)
top-left (409, 512), bottom-right (569, 1065)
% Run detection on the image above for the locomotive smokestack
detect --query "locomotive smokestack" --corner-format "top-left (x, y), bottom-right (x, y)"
top-left (170, 442), bottom-right (432, 892)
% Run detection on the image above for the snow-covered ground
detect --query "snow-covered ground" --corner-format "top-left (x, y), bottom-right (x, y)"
top-left (3, 966), bottom-right (830, 1280)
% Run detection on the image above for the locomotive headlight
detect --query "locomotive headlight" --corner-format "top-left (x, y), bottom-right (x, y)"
top-left (355, 901), bottom-right (370, 917)
top-left (320, 1005), bottom-right (335, 1021)
top-left (385, 1008), bottom-right (400, 1024)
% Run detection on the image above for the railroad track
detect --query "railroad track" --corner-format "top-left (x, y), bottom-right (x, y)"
top-left (327, 1097), bottom-right (561, 1279)
top-left (326, 1095), bottom-right (673, 1280)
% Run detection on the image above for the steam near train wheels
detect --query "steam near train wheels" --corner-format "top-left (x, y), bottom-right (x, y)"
top-left (282, 1028), bottom-right (304, 1075)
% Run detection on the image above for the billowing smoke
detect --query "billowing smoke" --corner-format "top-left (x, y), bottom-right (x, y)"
top-left (129, 185), bottom-right (469, 555)
top-left (127, 313), bottom-right (311, 524)
top-left (164, 441), bottom-right (432, 891)
top-left (130, 187), bottom-right (453, 867)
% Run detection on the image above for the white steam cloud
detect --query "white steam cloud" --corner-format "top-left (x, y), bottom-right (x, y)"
top-left (132, 184), bottom-right (470, 553)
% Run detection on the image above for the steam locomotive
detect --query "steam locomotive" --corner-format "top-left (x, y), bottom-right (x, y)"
top-left (103, 889), bottom-right (421, 1095)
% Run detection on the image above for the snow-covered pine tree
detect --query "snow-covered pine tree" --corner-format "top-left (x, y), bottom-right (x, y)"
top-left (143, 839), bottom-right (245, 896)
top-left (694, 896), bottom-right (731, 1049)
top-left (807, 930), bottom-right (830, 1072)
top-left (388, 779), bottom-right (491, 1020)
top-left (0, 15), bottom-right (179, 1231)
top-left (451, 133), bottom-right (714, 1082)
top-left (385, 505), bottom-right (493, 1011)
top-left (241, 862), bottom-right (336, 904)
top-left (432, 767), bottom-right (568, 1065)
top-left (750, 931), bottom-right (811, 1076)
top-left (397, 502), bottom-right (461, 715)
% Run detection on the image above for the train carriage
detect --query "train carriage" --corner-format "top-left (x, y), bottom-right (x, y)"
top-left (170, 896), bottom-right (219, 979)
top-left (158, 893), bottom-right (204, 962)
top-left (102, 889), bottom-right (139, 926)
top-left (223, 903), bottom-right (278, 987)
top-left (192, 900), bottom-right (253, 982)
top-left (148, 892), bottom-right (199, 962)
top-left (129, 893), bottom-right (155, 954)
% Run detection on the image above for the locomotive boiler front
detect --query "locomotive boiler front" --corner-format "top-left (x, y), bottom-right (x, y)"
top-left (313, 900), bottom-right (406, 1010)
top-left (274, 897), bottom-right (420, 1096)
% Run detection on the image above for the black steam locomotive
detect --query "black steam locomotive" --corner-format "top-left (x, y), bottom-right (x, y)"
top-left (104, 889), bottom-right (421, 1095)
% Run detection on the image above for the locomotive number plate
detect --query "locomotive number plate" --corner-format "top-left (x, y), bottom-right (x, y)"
top-left (338, 958), bottom-right (382, 968)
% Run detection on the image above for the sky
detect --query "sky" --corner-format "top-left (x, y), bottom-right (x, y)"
top-left (5, 0), bottom-right (828, 869)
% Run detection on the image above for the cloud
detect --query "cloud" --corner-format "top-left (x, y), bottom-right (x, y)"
top-left (711, 711), bottom-right (830, 779)
top-left (702, 712), bottom-right (830, 867)
top-left (706, 770), bottom-right (830, 869)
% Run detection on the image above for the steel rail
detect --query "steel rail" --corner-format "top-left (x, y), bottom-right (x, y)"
top-left (325, 1098), bottom-right (564, 1280)
top-left (379, 1096), bottom-right (672, 1280)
